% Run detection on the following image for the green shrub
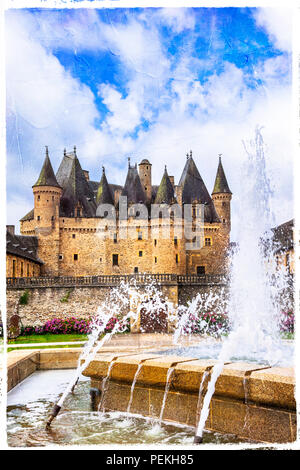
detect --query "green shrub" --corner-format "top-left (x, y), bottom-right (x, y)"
top-left (19, 289), bottom-right (29, 305)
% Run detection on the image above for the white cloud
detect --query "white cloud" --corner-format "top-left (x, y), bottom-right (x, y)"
top-left (253, 8), bottom-right (292, 52)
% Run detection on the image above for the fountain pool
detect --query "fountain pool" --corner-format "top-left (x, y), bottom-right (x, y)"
top-left (7, 369), bottom-right (249, 447)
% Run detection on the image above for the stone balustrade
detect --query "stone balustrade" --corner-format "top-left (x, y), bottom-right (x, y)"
top-left (6, 273), bottom-right (228, 289)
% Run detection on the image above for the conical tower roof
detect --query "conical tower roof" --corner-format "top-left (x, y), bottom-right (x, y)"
top-left (154, 166), bottom-right (177, 205)
top-left (178, 152), bottom-right (220, 223)
top-left (212, 156), bottom-right (232, 195)
top-left (96, 167), bottom-right (114, 206)
top-left (33, 147), bottom-right (61, 188)
top-left (56, 147), bottom-right (96, 217)
top-left (121, 160), bottom-right (147, 205)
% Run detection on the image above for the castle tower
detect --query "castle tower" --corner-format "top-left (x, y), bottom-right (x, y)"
top-left (32, 146), bottom-right (62, 228)
top-left (138, 159), bottom-right (152, 203)
top-left (32, 146), bottom-right (62, 275)
top-left (211, 155), bottom-right (232, 232)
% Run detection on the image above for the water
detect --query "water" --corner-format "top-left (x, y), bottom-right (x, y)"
top-left (127, 363), bottom-right (143, 413)
top-left (158, 367), bottom-right (175, 425)
top-left (156, 340), bottom-right (294, 367)
top-left (7, 370), bottom-right (245, 447)
top-left (194, 128), bottom-right (294, 440)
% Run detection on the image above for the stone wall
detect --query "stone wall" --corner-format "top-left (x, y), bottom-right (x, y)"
top-left (6, 254), bottom-right (41, 278)
top-left (21, 214), bottom-right (229, 276)
top-left (6, 281), bottom-right (226, 327)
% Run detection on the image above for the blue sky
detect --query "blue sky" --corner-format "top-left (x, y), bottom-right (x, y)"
top-left (5, 6), bottom-right (293, 238)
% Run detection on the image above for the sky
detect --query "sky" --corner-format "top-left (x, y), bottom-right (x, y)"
top-left (5, 5), bottom-right (294, 239)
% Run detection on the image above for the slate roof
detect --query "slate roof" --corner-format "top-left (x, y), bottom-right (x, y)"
top-left (20, 209), bottom-right (34, 222)
top-left (271, 219), bottom-right (294, 253)
top-left (21, 150), bottom-right (229, 225)
top-left (33, 147), bottom-right (61, 189)
top-left (154, 167), bottom-right (177, 205)
top-left (96, 167), bottom-right (114, 206)
top-left (212, 157), bottom-right (232, 195)
top-left (179, 155), bottom-right (220, 223)
top-left (120, 163), bottom-right (147, 206)
top-left (56, 149), bottom-right (97, 217)
top-left (6, 230), bottom-right (43, 264)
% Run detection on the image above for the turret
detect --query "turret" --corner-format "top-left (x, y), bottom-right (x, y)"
top-left (212, 155), bottom-right (232, 232)
top-left (32, 146), bottom-right (62, 229)
top-left (138, 158), bottom-right (152, 202)
top-left (96, 166), bottom-right (114, 207)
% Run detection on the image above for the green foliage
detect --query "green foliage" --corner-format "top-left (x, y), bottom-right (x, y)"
top-left (19, 289), bottom-right (29, 305)
top-left (60, 289), bottom-right (72, 303)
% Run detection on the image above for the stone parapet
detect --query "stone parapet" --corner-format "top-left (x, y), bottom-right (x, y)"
top-left (82, 354), bottom-right (296, 443)
top-left (6, 273), bottom-right (227, 289)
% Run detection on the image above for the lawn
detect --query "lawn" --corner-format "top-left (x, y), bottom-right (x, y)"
top-left (8, 333), bottom-right (88, 344)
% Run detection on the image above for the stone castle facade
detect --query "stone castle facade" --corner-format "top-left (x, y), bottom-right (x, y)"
top-left (14, 146), bottom-right (232, 278)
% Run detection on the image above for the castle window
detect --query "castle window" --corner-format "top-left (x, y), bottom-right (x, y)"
top-left (27, 263), bottom-right (30, 277)
top-left (72, 234), bottom-right (76, 239)
top-left (99, 257), bottom-right (102, 262)
top-left (37, 216), bottom-right (40, 221)
top-left (134, 267), bottom-right (139, 273)
top-left (174, 236), bottom-right (178, 246)
top-left (76, 208), bottom-right (81, 217)
top-left (74, 254), bottom-right (78, 261)
top-left (175, 254), bottom-right (179, 264)
top-left (59, 254), bottom-right (63, 261)
top-left (52, 196), bottom-right (54, 201)
top-left (197, 266), bottom-right (205, 275)
top-left (21, 262), bottom-right (23, 277)
top-left (205, 237), bottom-right (212, 246)
top-left (223, 219), bottom-right (226, 223)
top-left (113, 233), bottom-right (118, 243)
top-left (138, 231), bottom-right (142, 240)
top-left (51, 216), bottom-right (55, 221)
top-left (12, 259), bottom-right (16, 277)
top-left (112, 254), bottom-right (119, 266)
top-left (155, 257), bottom-right (157, 263)
top-left (222, 202), bottom-right (226, 207)
top-left (139, 251), bottom-right (143, 257)
top-left (37, 195), bottom-right (40, 201)
top-left (154, 239), bottom-right (157, 246)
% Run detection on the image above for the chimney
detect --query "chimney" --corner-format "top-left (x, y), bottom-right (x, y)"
top-left (7, 225), bottom-right (15, 235)
top-left (83, 170), bottom-right (90, 181)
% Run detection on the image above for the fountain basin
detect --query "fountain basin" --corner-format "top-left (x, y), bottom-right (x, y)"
top-left (82, 353), bottom-right (296, 444)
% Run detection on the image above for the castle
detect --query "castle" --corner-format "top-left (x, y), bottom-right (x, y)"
top-left (7, 146), bottom-right (232, 278)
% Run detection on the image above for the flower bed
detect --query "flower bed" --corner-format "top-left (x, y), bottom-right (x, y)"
top-left (20, 316), bottom-right (130, 336)
top-left (278, 311), bottom-right (294, 334)
top-left (179, 310), bottom-right (294, 338)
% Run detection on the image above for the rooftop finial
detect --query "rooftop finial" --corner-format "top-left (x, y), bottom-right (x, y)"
top-left (45, 146), bottom-right (49, 157)
top-left (63, 148), bottom-right (66, 156)
top-left (74, 145), bottom-right (77, 155)
top-left (186, 152), bottom-right (189, 160)
top-left (102, 166), bottom-right (105, 174)
top-left (128, 157), bottom-right (131, 168)
top-left (218, 153), bottom-right (222, 161)
top-left (190, 150), bottom-right (192, 158)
